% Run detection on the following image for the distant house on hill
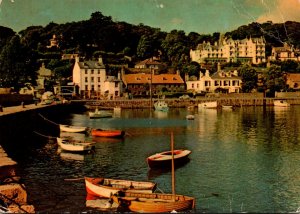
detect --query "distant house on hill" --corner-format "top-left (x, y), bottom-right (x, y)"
top-left (134, 57), bottom-right (167, 71)
top-left (190, 36), bottom-right (266, 65)
top-left (47, 34), bottom-right (60, 49)
top-left (62, 53), bottom-right (79, 60)
top-left (286, 73), bottom-right (300, 90)
top-left (122, 70), bottom-right (184, 96)
top-left (72, 57), bottom-right (122, 99)
top-left (269, 43), bottom-right (300, 62)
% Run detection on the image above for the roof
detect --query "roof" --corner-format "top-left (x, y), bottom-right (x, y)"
top-left (123, 73), bottom-right (184, 85)
top-left (287, 73), bottom-right (300, 82)
top-left (77, 60), bottom-right (105, 69)
top-left (135, 58), bottom-right (165, 66)
top-left (210, 71), bottom-right (241, 80)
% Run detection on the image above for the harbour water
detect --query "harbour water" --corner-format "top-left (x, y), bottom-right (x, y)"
top-left (3, 106), bottom-right (300, 213)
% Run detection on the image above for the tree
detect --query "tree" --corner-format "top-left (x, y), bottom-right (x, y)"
top-left (238, 64), bottom-right (257, 92)
top-left (137, 35), bottom-right (152, 59)
top-left (0, 35), bottom-right (38, 89)
top-left (265, 65), bottom-right (288, 96)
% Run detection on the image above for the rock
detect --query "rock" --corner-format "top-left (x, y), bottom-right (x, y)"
top-left (8, 204), bottom-right (35, 213)
top-left (0, 183), bottom-right (27, 205)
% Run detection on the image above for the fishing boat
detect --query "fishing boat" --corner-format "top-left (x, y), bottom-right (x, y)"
top-left (222, 105), bottom-right (233, 109)
top-left (56, 137), bottom-right (95, 153)
top-left (91, 129), bottom-right (125, 138)
top-left (186, 114), bottom-right (195, 120)
top-left (89, 108), bottom-right (113, 119)
top-left (146, 149), bottom-right (191, 169)
top-left (154, 100), bottom-right (169, 112)
top-left (112, 133), bottom-right (195, 213)
top-left (85, 177), bottom-right (157, 199)
top-left (59, 124), bottom-right (88, 133)
top-left (273, 99), bottom-right (290, 107)
top-left (198, 101), bottom-right (217, 109)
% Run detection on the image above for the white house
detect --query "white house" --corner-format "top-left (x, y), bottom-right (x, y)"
top-left (190, 36), bottom-right (266, 65)
top-left (72, 57), bottom-right (122, 99)
top-left (186, 69), bottom-right (242, 93)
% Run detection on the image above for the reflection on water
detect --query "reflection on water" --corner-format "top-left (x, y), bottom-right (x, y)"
top-left (4, 106), bottom-right (300, 213)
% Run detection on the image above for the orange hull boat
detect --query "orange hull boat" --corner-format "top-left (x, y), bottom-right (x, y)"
top-left (91, 129), bottom-right (125, 138)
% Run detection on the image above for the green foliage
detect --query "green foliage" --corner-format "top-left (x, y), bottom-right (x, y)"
top-left (0, 35), bottom-right (38, 89)
top-left (265, 65), bottom-right (287, 96)
top-left (238, 65), bottom-right (257, 92)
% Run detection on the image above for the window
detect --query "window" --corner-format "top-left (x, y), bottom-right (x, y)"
top-left (98, 77), bottom-right (100, 82)
top-left (91, 77), bottom-right (94, 82)
top-left (98, 70), bottom-right (100, 74)
top-left (91, 85), bottom-right (94, 91)
top-left (91, 69), bottom-right (94, 74)
top-left (191, 83), bottom-right (194, 88)
top-left (85, 85), bottom-right (88, 90)
top-left (85, 77), bottom-right (88, 82)
top-left (85, 69), bottom-right (88, 74)
top-left (115, 82), bottom-right (118, 88)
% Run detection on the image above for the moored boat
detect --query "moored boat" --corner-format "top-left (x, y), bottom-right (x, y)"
top-left (112, 191), bottom-right (195, 213)
top-left (154, 100), bottom-right (169, 112)
top-left (274, 99), bottom-right (290, 107)
top-left (186, 114), bottom-right (195, 120)
top-left (112, 132), bottom-right (195, 213)
top-left (85, 177), bottom-right (157, 199)
top-left (147, 149), bottom-right (191, 168)
top-left (89, 108), bottom-right (113, 119)
top-left (59, 124), bottom-right (88, 133)
top-left (91, 129), bottom-right (125, 138)
top-left (56, 137), bottom-right (95, 153)
top-left (198, 101), bottom-right (217, 109)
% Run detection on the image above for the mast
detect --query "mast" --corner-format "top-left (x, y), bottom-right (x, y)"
top-left (171, 132), bottom-right (176, 201)
top-left (150, 67), bottom-right (152, 111)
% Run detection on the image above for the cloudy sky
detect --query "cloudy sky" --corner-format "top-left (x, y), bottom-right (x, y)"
top-left (0, 0), bottom-right (299, 34)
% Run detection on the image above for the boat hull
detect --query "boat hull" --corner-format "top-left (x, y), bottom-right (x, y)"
top-left (113, 192), bottom-right (195, 213)
top-left (91, 129), bottom-right (125, 138)
top-left (57, 138), bottom-right (94, 153)
top-left (85, 177), bottom-right (156, 199)
top-left (59, 124), bottom-right (87, 133)
top-left (198, 101), bottom-right (217, 109)
top-left (274, 100), bottom-right (290, 107)
top-left (147, 150), bottom-right (191, 168)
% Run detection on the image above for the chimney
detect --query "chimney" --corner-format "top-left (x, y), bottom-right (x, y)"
top-left (98, 57), bottom-right (103, 64)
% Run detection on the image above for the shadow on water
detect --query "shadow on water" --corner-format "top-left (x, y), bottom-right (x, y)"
top-left (147, 159), bottom-right (191, 180)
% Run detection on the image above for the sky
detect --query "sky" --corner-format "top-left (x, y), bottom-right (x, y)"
top-left (0, 0), bottom-right (300, 34)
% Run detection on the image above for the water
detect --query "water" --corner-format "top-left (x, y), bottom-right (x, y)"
top-left (4, 106), bottom-right (300, 213)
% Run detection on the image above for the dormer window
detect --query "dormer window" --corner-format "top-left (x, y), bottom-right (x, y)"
top-left (173, 77), bottom-right (177, 80)
top-left (136, 77), bottom-right (141, 80)
top-left (163, 77), bottom-right (167, 80)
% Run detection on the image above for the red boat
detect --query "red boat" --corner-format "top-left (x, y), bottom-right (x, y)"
top-left (146, 149), bottom-right (191, 168)
top-left (91, 129), bottom-right (125, 138)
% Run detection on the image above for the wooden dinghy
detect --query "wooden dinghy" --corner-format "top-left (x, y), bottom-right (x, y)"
top-left (91, 129), bottom-right (125, 138)
top-left (112, 191), bottom-right (195, 213)
top-left (56, 137), bottom-right (94, 153)
top-left (112, 132), bottom-right (195, 213)
top-left (59, 124), bottom-right (88, 133)
top-left (147, 149), bottom-right (191, 169)
top-left (85, 177), bottom-right (157, 199)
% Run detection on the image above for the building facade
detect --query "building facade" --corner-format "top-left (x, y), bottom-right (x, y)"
top-left (186, 70), bottom-right (242, 93)
top-left (269, 43), bottom-right (300, 62)
top-left (122, 71), bottom-right (185, 96)
top-left (190, 37), bottom-right (266, 65)
top-left (72, 57), bottom-right (122, 99)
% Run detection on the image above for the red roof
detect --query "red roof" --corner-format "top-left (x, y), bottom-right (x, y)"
top-left (123, 73), bottom-right (184, 85)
